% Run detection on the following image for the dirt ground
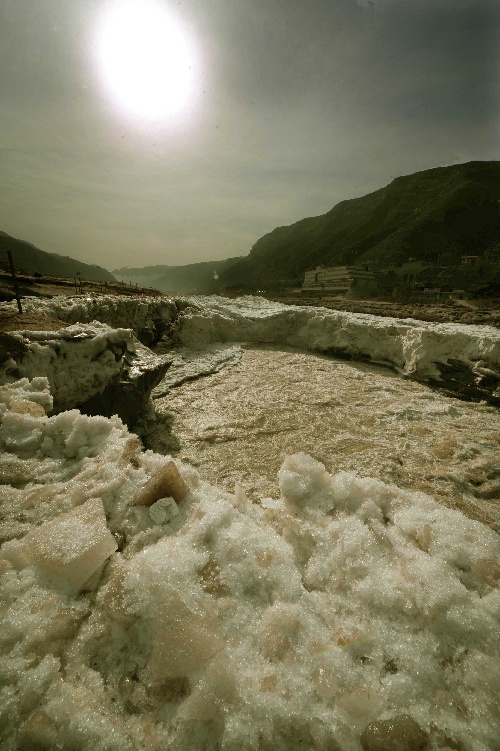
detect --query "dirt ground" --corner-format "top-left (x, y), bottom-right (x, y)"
top-left (267, 292), bottom-right (500, 327)
top-left (0, 267), bottom-right (159, 310)
top-left (0, 310), bottom-right (71, 333)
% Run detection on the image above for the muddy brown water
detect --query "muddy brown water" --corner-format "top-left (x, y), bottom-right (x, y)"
top-left (150, 345), bottom-right (500, 532)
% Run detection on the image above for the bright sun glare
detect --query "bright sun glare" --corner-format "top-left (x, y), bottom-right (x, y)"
top-left (97, 0), bottom-right (196, 119)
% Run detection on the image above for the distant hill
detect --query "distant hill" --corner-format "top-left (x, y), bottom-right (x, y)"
top-left (113, 257), bottom-right (240, 294)
top-left (219, 161), bottom-right (500, 289)
top-left (0, 232), bottom-right (116, 281)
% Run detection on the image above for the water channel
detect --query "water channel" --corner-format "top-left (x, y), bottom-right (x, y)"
top-left (150, 345), bottom-right (500, 532)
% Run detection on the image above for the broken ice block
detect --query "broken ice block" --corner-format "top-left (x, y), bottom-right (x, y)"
top-left (19, 497), bottom-right (117, 594)
top-left (1, 538), bottom-right (31, 569)
top-left (9, 399), bottom-right (46, 418)
top-left (177, 657), bottom-right (236, 720)
top-left (134, 461), bottom-right (187, 506)
top-left (149, 497), bottom-right (179, 525)
top-left (147, 586), bottom-right (223, 681)
top-left (257, 603), bottom-right (300, 661)
top-left (18, 710), bottom-right (58, 750)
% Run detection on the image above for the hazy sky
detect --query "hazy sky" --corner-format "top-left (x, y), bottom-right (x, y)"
top-left (1, 0), bottom-right (499, 271)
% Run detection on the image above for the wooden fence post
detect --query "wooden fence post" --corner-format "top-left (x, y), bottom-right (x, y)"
top-left (6, 251), bottom-right (23, 314)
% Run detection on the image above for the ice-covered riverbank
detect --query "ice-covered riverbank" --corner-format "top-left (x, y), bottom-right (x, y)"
top-left (5, 293), bottom-right (500, 403)
top-left (0, 294), bottom-right (499, 750)
top-left (1, 378), bottom-right (499, 751)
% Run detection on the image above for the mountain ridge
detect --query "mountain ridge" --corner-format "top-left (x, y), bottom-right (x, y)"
top-left (219, 161), bottom-right (500, 288)
top-left (0, 231), bottom-right (116, 281)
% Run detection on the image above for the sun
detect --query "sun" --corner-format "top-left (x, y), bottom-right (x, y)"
top-left (97, 0), bottom-right (196, 119)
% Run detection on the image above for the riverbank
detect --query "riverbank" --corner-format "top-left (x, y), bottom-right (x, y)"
top-left (265, 293), bottom-right (500, 328)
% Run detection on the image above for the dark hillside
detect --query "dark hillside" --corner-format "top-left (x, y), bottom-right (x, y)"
top-left (220, 161), bottom-right (500, 288)
top-left (0, 232), bottom-right (115, 281)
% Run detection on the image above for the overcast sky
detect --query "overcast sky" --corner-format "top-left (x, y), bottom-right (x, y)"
top-left (1, 0), bottom-right (498, 271)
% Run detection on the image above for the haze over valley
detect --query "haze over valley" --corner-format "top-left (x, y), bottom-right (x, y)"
top-left (1, 0), bottom-right (498, 270)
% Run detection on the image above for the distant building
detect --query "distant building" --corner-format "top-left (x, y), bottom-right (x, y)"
top-left (302, 265), bottom-right (375, 295)
top-left (461, 255), bottom-right (481, 266)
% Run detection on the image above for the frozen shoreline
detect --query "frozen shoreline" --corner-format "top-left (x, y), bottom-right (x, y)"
top-left (0, 378), bottom-right (499, 750)
top-left (0, 295), bottom-right (499, 749)
top-left (3, 293), bottom-right (499, 404)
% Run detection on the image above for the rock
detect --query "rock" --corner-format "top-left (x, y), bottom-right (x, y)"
top-left (431, 358), bottom-right (500, 406)
top-left (0, 332), bottom-right (28, 366)
top-left (360, 714), bottom-right (428, 751)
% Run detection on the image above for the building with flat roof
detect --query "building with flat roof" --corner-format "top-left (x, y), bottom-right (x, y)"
top-left (302, 265), bottom-right (375, 295)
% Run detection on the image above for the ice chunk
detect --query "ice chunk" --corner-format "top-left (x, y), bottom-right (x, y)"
top-left (134, 460), bottom-right (187, 506)
top-left (1, 348), bottom-right (499, 750)
top-left (472, 557), bottom-right (500, 587)
top-left (257, 603), bottom-right (300, 661)
top-left (177, 657), bottom-right (237, 721)
top-left (0, 324), bottom-right (133, 412)
top-left (148, 497), bottom-right (179, 525)
top-left (278, 452), bottom-right (332, 510)
top-left (147, 586), bottom-right (223, 681)
top-left (0, 377), bottom-right (53, 414)
top-left (18, 497), bottom-right (117, 594)
top-left (0, 539), bottom-right (31, 569)
top-left (336, 687), bottom-right (385, 729)
top-left (99, 557), bottom-right (136, 626)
